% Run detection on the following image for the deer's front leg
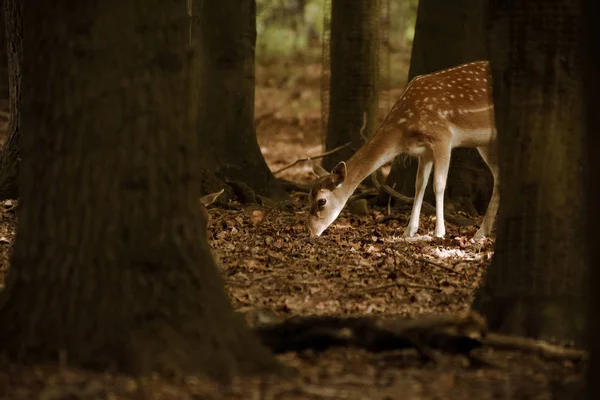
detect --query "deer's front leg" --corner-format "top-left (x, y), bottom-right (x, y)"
top-left (432, 145), bottom-right (451, 238)
top-left (405, 153), bottom-right (433, 237)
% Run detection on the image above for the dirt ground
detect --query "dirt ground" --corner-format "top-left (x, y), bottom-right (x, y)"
top-left (0, 64), bottom-right (586, 399)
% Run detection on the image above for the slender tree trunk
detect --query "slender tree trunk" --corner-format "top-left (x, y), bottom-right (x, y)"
top-left (0, 0), bottom-right (281, 379)
top-left (383, 0), bottom-right (492, 217)
top-left (193, 0), bottom-right (285, 200)
top-left (322, 0), bottom-right (381, 171)
top-left (473, 0), bottom-right (587, 345)
top-left (0, 0), bottom-right (21, 200)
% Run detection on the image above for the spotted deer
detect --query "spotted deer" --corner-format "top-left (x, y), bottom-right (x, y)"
top-left (308, 61), bottom-right (498, 239)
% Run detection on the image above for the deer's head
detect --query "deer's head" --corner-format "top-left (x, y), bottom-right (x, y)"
top-left (307, 159), bottom-right (348, 237)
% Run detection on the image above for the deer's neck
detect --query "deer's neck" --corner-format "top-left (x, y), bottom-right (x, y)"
top-left (339, 133), bottom-right (399, 199)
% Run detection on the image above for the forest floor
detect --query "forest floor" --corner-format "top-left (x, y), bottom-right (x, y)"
top-left (0, 60), bottom-right (587, 399)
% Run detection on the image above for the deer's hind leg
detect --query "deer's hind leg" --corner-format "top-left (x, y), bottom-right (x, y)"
top-left (431, 142), bottom-right (452, 238)
top-left (474, 142), bottom-right (500, 239)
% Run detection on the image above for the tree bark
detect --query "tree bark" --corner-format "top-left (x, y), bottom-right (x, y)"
top-left (193, 0), bottom-right (285, 200)
top-left (0, 0), bottom-right (281, 379)
top-left (0, 0), bottom-right (21, 201)
top-left (472, 0), bottom-right (587, 346)
top-left (0, 4), bottom-right (8, 99)
top-left (383, 0), bottom-right (492, 216)
top-left (582, 0), bottom-right (600, 395)
top-left (322, 0), bottom-right (381, 171)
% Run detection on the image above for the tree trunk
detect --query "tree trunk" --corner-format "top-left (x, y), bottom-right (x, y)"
top-left (0, 4), bottom-right (8, 99)
top-left (581, 0), bottom-right (599, 394)
top-left (383, 0), bottom-right (492, 216)
top-left (193, 0), bottom-right (285, 200)
top-left (0, 0), bottom-right (21, 201)
top-left (472, 0), bottom-right (587, 345)
top-left (0, 0), bottom-right (281, 379)
top-left (322, 0), bottom-right (381, 171)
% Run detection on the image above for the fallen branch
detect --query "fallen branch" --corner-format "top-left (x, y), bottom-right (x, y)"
top-left (273, 142), bottom-right (351, 175)
top-left (254, 311), bottom-right (486, 359)
top-left (483, 333), bottom-right (588, 362)
top-left (252, 310), bottom-right (588, 364)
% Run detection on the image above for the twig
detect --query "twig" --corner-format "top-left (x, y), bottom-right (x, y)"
top-left (359, 112), bottom-right (368, 142)
top-left (387, 182), bottom-right (395, 216)
top-left (416, 257), bottom-right (458, 275)
top-left (272, 142), bottom-right (351, 175)
top-left (484, 332), bottom-right (588, 362)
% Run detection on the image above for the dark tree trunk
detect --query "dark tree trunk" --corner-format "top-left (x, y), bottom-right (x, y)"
top-left (193, 0), bottom-right (285, 200)
top-left (0, 0), bottom-right (281, 379)
top-left (582, 0), bottom-right (600, 395)
top-left (322, 0), bottom-right (381, 171)
top-left (473, 0), bottom-right (587, 345)
top-left (383, 0), bottom-right (492, 217)
top-left (0, 4), bottom-right (8, 99)
top-left (0, 0), bottom-right (21, 201)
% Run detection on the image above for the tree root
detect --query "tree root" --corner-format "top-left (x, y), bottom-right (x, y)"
top-left (252, 311), bottom-right (588, 364)
top-left (255, 311), bottom-right (486, 361)
top-left (483, 332), bottom-right (587, 362)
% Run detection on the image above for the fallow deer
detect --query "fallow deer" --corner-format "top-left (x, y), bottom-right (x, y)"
top-left (307, 61), bottom-right (498, 239)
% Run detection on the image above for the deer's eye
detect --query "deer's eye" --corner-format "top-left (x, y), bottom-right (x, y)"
top-left (317, 198), bottom-right (327, 207)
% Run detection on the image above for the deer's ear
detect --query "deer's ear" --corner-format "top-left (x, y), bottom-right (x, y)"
top-left (331, 161), bottom-right (347, 186)
top-left (200, 189), bottom-right (224, 207)
top-left (308, 158), bottom-right (329, 177)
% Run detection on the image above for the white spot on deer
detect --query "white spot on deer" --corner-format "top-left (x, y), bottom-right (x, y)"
top-left (397, 118), bottom-right (407, 124)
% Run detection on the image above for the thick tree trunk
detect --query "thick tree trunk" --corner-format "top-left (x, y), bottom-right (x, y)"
top-left (322, 0), bottom-right (381, 171)
top-left (581, 0), bottom-right (599, 394)
top-left (473, 0), bottom-right (586, 345)
top-left (0, 0), bottom-right (21, 201)
top-left (0, 4), bottom-right (8, 99)
top-left (193, 0), bottom-right (285, 200)
top-left (0, 0), bottom-right (281, 379)
top-left (383, 0), bottom-right (492, 216)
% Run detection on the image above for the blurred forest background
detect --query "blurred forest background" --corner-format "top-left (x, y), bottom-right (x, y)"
top-left (254, 0), bottom-right (417, 186)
